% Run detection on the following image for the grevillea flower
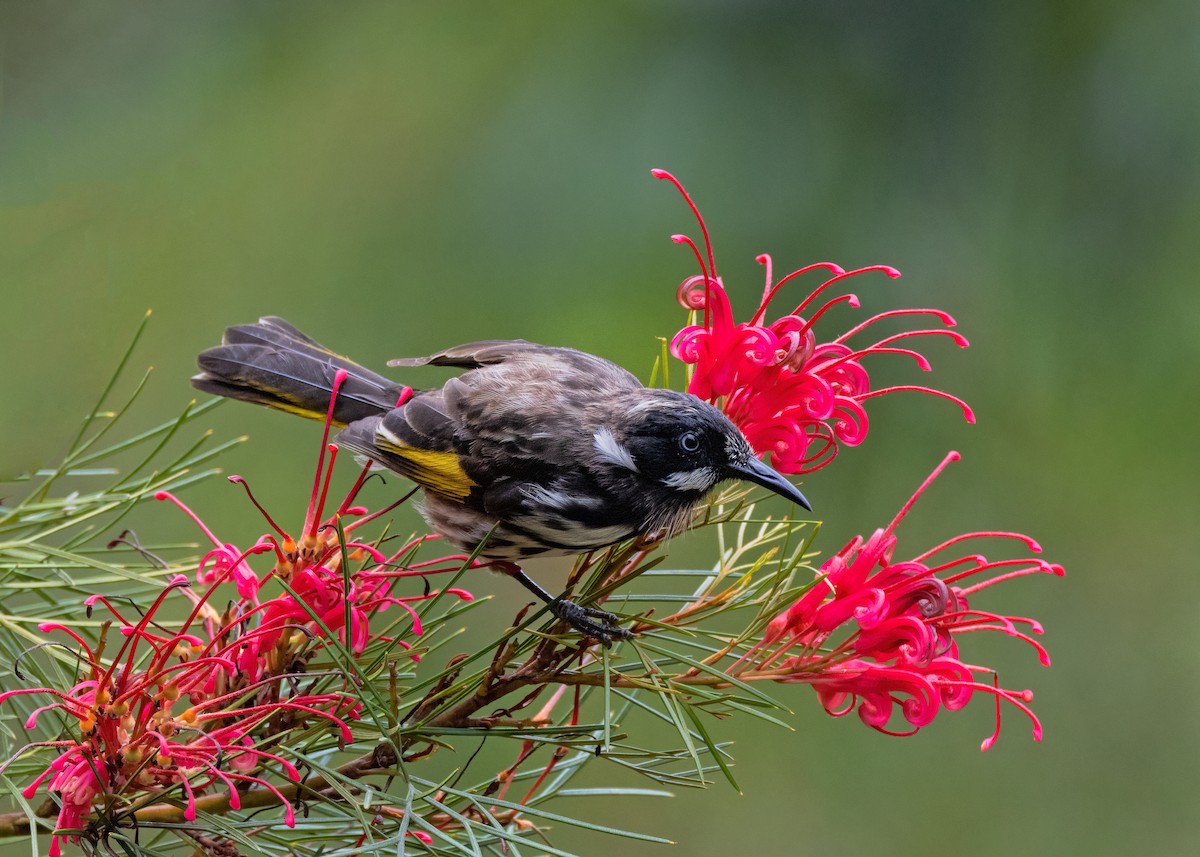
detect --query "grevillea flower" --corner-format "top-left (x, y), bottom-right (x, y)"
top-left (654, 169), bottom-right (975, 473)
top-left (732, 452), bottom-right (1063, 748)
top-left (1, 373), bottom-right (473, 852)
top-left (0, 577), bottom-right (359, 855)
top-left (157, 368), bottom-right (473, 681)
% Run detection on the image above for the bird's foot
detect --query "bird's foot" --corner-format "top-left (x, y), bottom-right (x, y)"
top-left (549, 598), bottom-right (633, 647)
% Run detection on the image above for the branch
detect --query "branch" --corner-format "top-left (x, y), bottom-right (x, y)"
top-left (0, 744), bottom-right (398, 842)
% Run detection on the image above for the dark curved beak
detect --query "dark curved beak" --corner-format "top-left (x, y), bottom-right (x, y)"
top-left (727, 456), bottom-right (812, 511)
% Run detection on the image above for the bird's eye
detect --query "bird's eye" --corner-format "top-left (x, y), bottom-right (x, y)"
top-left (678, 431), bottom-right (701, 454)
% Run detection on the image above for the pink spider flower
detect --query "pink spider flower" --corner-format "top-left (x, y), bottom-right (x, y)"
top-left (158, 369), bottom-right (473, 676)
top-left (733, 451), bottom-right (1063, 748)
top-left (0, 375), bottom-right (485, 845)
top-left (0, 577), bottom-right (361, 853)
top-left (654, 169), bottom-right (975, 473)
top-left (41, 756), bottom-right (104, 857)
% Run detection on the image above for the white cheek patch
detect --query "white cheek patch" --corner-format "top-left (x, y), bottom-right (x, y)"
top-left (593, 428), bottom-right (639, 472)
top-left (662, 467), bottom-right (719, 492)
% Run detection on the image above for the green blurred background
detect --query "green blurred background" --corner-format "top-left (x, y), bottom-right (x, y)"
top-left (2, 2), bottom-right (1197, 855)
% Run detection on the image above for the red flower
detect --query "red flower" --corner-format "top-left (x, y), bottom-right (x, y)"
top-left (1, 372), bottom-right (473, 848)
top-left (655, 169), bottom-right (974, 473)
top-left (0, 576), bottom-right (360, 853)
top-left (158, 369), bottom-right (472, 676)
top-left (40, 758), bottom-right (103, 857)
top-left (733, 452), bottom-right (1062, 748)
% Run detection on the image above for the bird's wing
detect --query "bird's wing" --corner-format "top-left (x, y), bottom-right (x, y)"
top-left (341, 345), bottom-right (643, 502)
top-left (334, 391), bottom-right (477, 502)
top-left (371, 391), bottom-right (479, 500)
top-left (387, 340), bottom-right (543, 369)
top-left (387, 341), bottom-right (644, 391)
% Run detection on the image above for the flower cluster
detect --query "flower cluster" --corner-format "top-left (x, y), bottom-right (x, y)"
top-left (733, 452), bottom-right (1063, 747)
top-left (1, 578), bottom-right (361, 856)
top-left (655, 169), bottom-right (974, 473)
top-left (0, 171), bottom-right (1063, 856)
top-left (2, 372), bottom-right (472, 855)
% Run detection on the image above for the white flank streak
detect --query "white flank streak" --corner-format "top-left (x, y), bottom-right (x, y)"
top-left (521, 485), bottom-right (575, 511)
top-left (593, 428), bottom-right (638, 472)
top-left (377, 424), bottom-right (404, 446)
top-left (520, 517), bottom-right (634, 548)
top-left (662, 467), bottom-right (718, 491)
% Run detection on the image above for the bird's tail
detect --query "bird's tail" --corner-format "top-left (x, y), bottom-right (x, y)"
top-left (193, 317), bottom-right (406, 426)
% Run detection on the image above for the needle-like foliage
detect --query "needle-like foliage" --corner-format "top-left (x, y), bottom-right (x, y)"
top-left (0, 174), bottom-right (1060, 856)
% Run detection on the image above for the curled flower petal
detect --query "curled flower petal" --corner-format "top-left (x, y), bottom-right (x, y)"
top-left (659, 173), bottom-right (971, 474)
top-left (734, 455), bottom-right (1057, 747)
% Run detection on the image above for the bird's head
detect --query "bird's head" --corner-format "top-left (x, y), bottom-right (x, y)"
top-left (593, 390), bottom-right (811, 511)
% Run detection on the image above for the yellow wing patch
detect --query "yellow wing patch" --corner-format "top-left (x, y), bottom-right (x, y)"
top-left (376, 438), bottom-right (476, 501)
top-left (266, 397), bottom-right (348, 426)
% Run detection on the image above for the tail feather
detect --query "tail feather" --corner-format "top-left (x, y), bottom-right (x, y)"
top-left (193, 317), bottom-right (405, 426)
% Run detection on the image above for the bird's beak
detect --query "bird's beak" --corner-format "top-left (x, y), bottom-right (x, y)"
top-left (727, 456), bottom-right (812, 511)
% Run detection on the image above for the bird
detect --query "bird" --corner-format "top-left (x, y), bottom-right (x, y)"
top-left (192, 317), bottom-right (811, 644)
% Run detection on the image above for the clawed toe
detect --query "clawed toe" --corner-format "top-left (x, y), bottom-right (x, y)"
top-left (549, 598), bottom-right (633, 646)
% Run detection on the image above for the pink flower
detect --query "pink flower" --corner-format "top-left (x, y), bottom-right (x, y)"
top-left (42, 757), bottom-right (104, 857)
top-left (159, 369), bottom-right (473, 674)
top-left (2, 575), bottom-right (362, 848)
top-left (1, 375), bottom-right (472, 847)
top-left (655, 169), bottom-right (974, 473)
top-left (734, 451), bottom-right (1063, 748)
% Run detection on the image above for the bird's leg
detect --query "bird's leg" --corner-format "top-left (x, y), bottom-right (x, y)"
top-left (491, 562), bottom-right (633, 646)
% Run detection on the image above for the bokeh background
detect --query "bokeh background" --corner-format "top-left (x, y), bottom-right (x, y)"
top-left (2, 2), bottom-right (1197, 855)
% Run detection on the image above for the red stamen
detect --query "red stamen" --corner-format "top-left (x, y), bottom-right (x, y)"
top-left (938, 674), bottom-right (1042, 746)
top-left (204, 764), bottom-right (243, 810)
top-left (865, 328), bottom-right (970, 351)
top-left (0, 687), bottom-right (93, 719)
top-left (83, 594), bottom-right (135, 625)
top-left (337, 460), bottom-right (377, 517)
top-left (228, 476), bottom-right (289, 539)
top-left (670, 235), bottom-right (714, 329)
top-left (793, 265), bottom-right (899, 317)
top-left (914, 530), bottom-right (1042, 562)
top-left (834, 307), bottom-right (956, 344)
top-left (884, 452), bottom-right (960, 537)
top-left (757, 253), bottom-right (774, 311)
top-left (35, 624), bottom-right (98, 667)
top-left (653, 168), bottom-right (718, 282)
top-left (794, 293), bottom-right (862, 337)
top-left (220, 743), bottom-right (301, 781)
top-left (178, 774), bottom-right (199, 820)
top-left (757, 262), bottom-right (847, 324)
top-left (224, 771), bottom-right (297, 826)
top-left (154, 492), bottom-right (223, 548)
top-left (951, 560), bottom-right (1065, 592)
top-left (858, 386), bottom-right (977, 424)
top-left (820, 346), bottom-right (933, 373)
top-left (310, 443), bottom-right (341, 539)
top-left (671, 234), bottom-right (711, 285)
top-left (949, 620), bottom-right (1051, 666)
top-left (305, 370), bottom-right (349, 538)
top-left (343, 486), bottom-right (420, 533)
top-left (101, 576), bottom-right (191, 688)
top-left (172, 544), bottom-right (273, 642)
